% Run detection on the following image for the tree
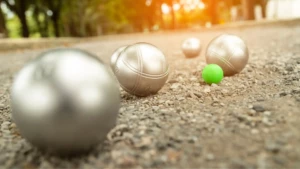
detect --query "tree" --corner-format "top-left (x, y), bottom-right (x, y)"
top-left (44, 0), bottom-right (63, 37)
top-left (0, 1), bottom-right (7, 37)
top-left (3, 0), bottom-right (31, 37)
top-left (153, 0), bottom-right (176, 29)
top-left (31, 0), bottom-right (50, 37)
top-left (242, 0), bottom-right (255, 20)
top-left (203, 0), bottom-right (219, 25)
top-left (257, 0), bottom-right (268, 18)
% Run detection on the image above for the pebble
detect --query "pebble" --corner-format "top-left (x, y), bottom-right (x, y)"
top-left (285, 66), bottom-right (294, 72)
top-left (265, 141), bottom-right (282, 153)
top-left (177, 97), bottom-right (185, 101)
top-left (204, 87), bottom-right (211, 93)
top-left (251, 129), bottom-right (259, 134)
top-left (211, 83), bottom-right (218, 88)
top-left (252, 105), bottom-right (265, 112)
top-left (206, 153), bottom-right (215, 161)
top-left (263, 111), bottom-right (272, 116)
top-left (170, 83), bottom-right (180, 90)
top-left (152, 106), bottom-right (160, 111)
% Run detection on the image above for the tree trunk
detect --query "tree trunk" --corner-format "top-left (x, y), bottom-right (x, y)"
top-left (18, 0), bottom-right (30, 37)
top-left (0, 7), bottom-right (7, 38)
top-left (169, 3), bottom-right (176, 30)
top-left (18, 12), bottom-right (29, 37)
top-left (52, 14), bottom-right (60, 37)
top-left (242, 0), bottom-right (255, 20)
top-left (48, 1), bottom-right (63, 37)
top-left (77, 0), bottom-right (86, 37)
top-left (158, 5), bottom-right (165, 30)
top-left (259, 0), bottom-right (268, 18)
top-left (209, 0), bottom-right (218, 25)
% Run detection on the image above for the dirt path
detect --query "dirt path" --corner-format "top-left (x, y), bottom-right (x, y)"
top-left (0, 22), bottom-right (300, 169)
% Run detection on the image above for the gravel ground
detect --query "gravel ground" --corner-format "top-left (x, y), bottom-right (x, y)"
top-left (1, 21), bottom-right (300, 169)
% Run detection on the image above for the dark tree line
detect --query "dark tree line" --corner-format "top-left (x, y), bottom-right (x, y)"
top-left (0, 0), bottom-right (269, 38)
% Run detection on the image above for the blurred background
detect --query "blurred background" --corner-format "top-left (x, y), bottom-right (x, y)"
top-left (0, 0), bottom-right (299, 38)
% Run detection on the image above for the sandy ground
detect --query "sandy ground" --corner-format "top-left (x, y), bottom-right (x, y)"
top-left (0, 21), bottom-right (300, 169)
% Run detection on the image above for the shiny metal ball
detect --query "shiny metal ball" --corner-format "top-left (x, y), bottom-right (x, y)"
top-left (114, 42), bottom-right (169, 97)
top-left (11, 48), bottom-right (120, 155)
top-left (110, 46), bottom-right (127, 70)
top-left (181, 37), bottom-right (202, 58)
top-left (205, 34), bottom-right (249, 76)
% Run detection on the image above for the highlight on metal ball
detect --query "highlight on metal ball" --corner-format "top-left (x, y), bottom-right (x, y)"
top-left (205, 34), bottom-right (249, 76)
top-left (110, 45), bottom-right (127, 71)
top-left (10, 48), bottom-right (120, 155)
top-left (181, 37), bottom-right (202, 58)
top-left (114, 42), bottom-right (169, 97)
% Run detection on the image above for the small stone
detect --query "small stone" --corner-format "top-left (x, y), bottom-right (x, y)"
top-left (177, 97), bottom-right (185, 101)
top-left (251, 129), bottom-right (259, 134)
top-left (221, 89), bottom-right (229, 95)
top-left (252, 105), bottom-right (265, 112)
top-left (257, 98), bottom-right (265, 102)
top-left (119, 107), bottom-right (126, 113)
top-left (152, 106), bottom-right (160, 111)
top-left (262, 117), bottom-right (273, 126)
top-left (166, 149), bottom-right (181, 162)
top-left (247, 110), bottom-right (256, 116)
top-left (206, 153), bottom-right (215, 160)
top-left (166, 100), bottom-right (174, 105)
top-left (204, 87), bottom-right (211, 93)
top-left (158, 100), bottom-right (165, 104)
top-left (117, 156), bottom-right (137, 167)
top-left (194, 92), bottom-right (202, 98)
top-left (230, 158), bottom-right (249, 169)
top-left (263, 111), bottom-right (272, 116)
top-left (171, 83), bottom-right (180, 90)
top-left (142, 100), bottom-right (149, 104)
top-left (273, 155), bottom-right (287, 166)
top-left (189, 77), bottom-right (198, 82)
top-left (187, 136), bottom-right (198, 143)
top-left (134, 137), bottom-right (153, 149)
top-left (156, 142), bottom-right (168, 151)
top-left (127, 105), bottom-right (135, 110)
top-left (265, 141), bottom-right (281, 153)
top-left (279, 92), bottom-right (287, 97)
top-left (211, 83), bottom-right (218, 88)
top-left (188, 92), bottom-right (197, 99)
top-left (285, 66), bottom-right (294, 72)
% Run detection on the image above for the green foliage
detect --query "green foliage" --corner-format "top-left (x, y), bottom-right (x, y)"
top-left (6, 16), bottom-right (21, 38)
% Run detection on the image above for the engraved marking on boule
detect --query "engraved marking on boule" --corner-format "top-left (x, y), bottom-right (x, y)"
top-left (120, 59), bottom-right (169, 78)
top-left (132, 47), bottom-right (143, 94)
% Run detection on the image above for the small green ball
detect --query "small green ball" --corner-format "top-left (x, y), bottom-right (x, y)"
top-left (202, 64), bottom-right (224, 84)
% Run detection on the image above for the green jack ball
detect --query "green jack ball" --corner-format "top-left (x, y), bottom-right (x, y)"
top-left (202, 64), bottom-right (224, 84)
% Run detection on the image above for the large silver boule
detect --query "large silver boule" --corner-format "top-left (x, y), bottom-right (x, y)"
top-left (205, 34), bottom-right (249, 76)
top-left (11, 48), bottom-right (120, 155)
top-left (181, 37), bottom-right (202, 58)
top-left (114, 42), bottom-right (169, 97)
top-left (110, 46), bottom-right (127, 70)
